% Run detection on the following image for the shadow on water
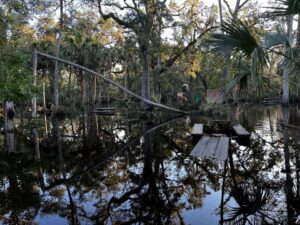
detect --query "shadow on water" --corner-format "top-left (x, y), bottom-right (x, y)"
top-left (0, 105), bottom-right (299, 224)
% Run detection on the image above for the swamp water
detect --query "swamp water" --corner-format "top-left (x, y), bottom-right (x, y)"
top-left (0, 105), bottom-right (299, 225)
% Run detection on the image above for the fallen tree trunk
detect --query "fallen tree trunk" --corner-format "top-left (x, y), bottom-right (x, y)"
top-left (37, 51), bottom-right (187, 114)
top-left (278, 122), bottom-right (300, 130)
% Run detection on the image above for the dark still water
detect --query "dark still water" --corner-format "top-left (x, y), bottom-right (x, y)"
top-left (0, 105), bottom-right (299, 225)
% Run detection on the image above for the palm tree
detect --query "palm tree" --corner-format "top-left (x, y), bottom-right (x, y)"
top-left (266, 0), bottom-right (300, 104)
top-left (208, 19), bottom-right (269, 98)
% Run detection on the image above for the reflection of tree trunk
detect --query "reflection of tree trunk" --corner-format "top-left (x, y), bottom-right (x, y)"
top-left (282, 106), bottom-right (295, 224)
top-left (31, 127), bottom-right (45, 190)
top-left (228, 147), bottom-right (237, 187)
top-left (267, 109), bottom-right (274, 142)
top-left (219, 160), bottom-right (228, 225)
top-left (52, 116), bottom-right (63, 174)
top-left (4, 101), bottom-right (15, 153)
top-left (31, 127), bottom-right (40, 160)
top-left (282, 107), bottom-right (290, 172)
top-left (142, 126), bottom-right (152, 181)
top-left (296, 152), bottom-right (300, 198)
top-left (65, 182), bottom-right (79, 225)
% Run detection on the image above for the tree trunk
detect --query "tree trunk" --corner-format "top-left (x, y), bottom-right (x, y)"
top-left (42, 68), bottom-right (47, 109)
top-left (297, 15), bottom-right (300, 98)
top-left (53, 0), bottom-right (63, 109)
top-left (4, 101), bottom-right (15, 152)
top-left (139, 38), bottom-right (151, 109)
top-left (219, 0), bottom-right (241, 99)
top-left (124, 66), bottom-right (128, 99)
top-left (32, 47), bottom-right (37, 118)
top-left (79, 69), bottom-right (84, 105)
top-left (102, 80), bottom-right (110, 103)
top-left (282, 15), bottom-right (293, 106)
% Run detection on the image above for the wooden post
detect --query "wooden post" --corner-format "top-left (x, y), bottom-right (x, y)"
top-left (4, 101), bottom-right (15, 152)
top-left (32, 47), bottom-right (37, 118)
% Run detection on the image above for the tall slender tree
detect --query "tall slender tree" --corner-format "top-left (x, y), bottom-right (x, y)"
top-left (53, 0), bottom-right (64, 110)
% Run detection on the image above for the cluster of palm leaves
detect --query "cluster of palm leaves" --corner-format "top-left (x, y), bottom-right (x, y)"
top-left (224, 182), bottom-right (273, 224)
top-left (265, 0), bottom-right (300, 16)
top-left (208, 0), bottom-right (300, 98)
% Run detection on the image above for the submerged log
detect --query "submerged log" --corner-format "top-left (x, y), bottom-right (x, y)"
top-left (4, 101), bottom-right (15, 152)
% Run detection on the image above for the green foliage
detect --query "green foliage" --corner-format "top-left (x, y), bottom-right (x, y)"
top-left (199, 102), bottom-right (228, 117)
top-left (0, 47), bottom-right (33, 102)
top-left (208, 19), bottom-right (260, 58)
top-left (223, 62), bottom-right (270, 97)
top-left (263, 26), bottom-right (287, 49)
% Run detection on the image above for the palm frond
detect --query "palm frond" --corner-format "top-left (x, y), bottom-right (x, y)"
top-left (222, 60), bottom-right (270, 98)
top-left (208, 19), bottom-right (259, 59)
top-left (263, 26), bottom-right (287, 49)
top-left (265, 0), bottom-right (300, 16)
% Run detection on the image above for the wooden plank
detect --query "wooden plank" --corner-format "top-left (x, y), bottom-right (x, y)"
top-left (232, 124), bottom-right (250, 136)
top-left (191, 124), bottom-right (203, 136)
top-left (191, 136), bottom-right (229, 162)
top-left (215, 137), bottom-right (229, 161)
top-left (190, 136), bottom-right (210, 157)
top-left (203, 137), bottom-right (220, 159)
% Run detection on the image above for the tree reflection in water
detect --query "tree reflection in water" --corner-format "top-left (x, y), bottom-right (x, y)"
top-left (0, 105), bottom-right (299, 224)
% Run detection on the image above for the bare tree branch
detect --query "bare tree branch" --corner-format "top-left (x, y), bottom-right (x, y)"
top-left (223, 0), bottom-right (234, 18)
top-left (97, 0), bottom-right (135, 29)
top-left (159, 22), bottom-right (218, 75)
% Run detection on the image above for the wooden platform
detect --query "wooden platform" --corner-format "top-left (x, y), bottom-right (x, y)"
top-left (232, 124), bottom-right (250, 137)
top-left (191, 124), bottom-right (203, 136)
top-left (190, 136), bottom-right (229, 161)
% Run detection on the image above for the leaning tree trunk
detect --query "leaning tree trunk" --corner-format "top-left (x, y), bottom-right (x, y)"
top-left (282, 15), bottom-right (293, 106)
top-left (4, 101), bottom-right (15, 152)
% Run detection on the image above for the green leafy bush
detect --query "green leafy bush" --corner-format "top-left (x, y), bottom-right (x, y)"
top-left (0, 47), bottom-right (33, 102)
